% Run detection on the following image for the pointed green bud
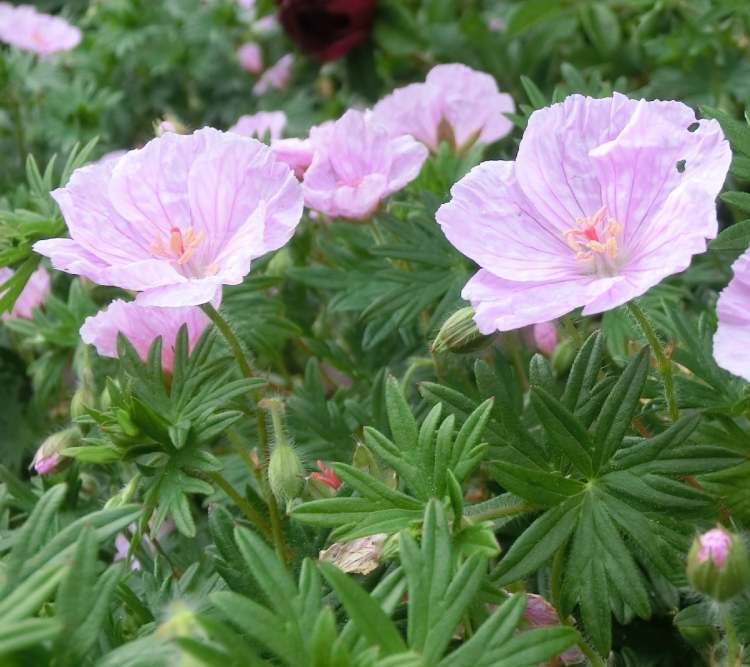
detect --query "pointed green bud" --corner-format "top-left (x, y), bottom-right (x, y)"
top-left (432, 307), bottom-right (493, 354)
top-left (551, 337), bottom-right (577, 375)
top-left (673, 603), bottom-right (718, 649)
top-left (263, 398), bottom-right (304, 504)
top-left (32, 427), bottom-right (79, 475)
top-left (71, 384), bottom-right (95, 420)
top-left (266, 247), bottom-right (293, 277)
top-left (687, 527), bottom-right (750, 601)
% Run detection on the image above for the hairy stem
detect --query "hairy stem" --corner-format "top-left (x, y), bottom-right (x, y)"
top-left (721, 604), bottom-right (740, 667)
top-left (199, 303), bottom-right (288, 562)
top-left (626, 301), bottom-right (679, 421)
top-left (204, 470), bottom-right (273, 541)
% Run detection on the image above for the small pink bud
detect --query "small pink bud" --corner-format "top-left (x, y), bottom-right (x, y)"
top-left (687, 527), bottom-right (750, 601)
top-left (237, 42), bottom-right (263, 74)
top-left (532, 321), bottom-right (558, 356)
top-left (697, 528), bottom-right (731, 567)
top-left (34, 451), bottom-right (63, 475)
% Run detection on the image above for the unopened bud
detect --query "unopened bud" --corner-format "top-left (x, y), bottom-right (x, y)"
top-left (266, 247), bottom-right (293, 277)
top-left (310, 460), bottom-right (341, 491)
top-left (532, 321), bottom-right (558, 356)
top-left (551, 337), bottom-right (576, 375)
top-left (263, 398), bottom-right (304, 504)
top-left (32, 427), bottom-right (79, 475)
top-left (432, 307), bottom-right (493, 354)
top-left (687, 527), bottom-right (750, 601)
top-left (673, 603), bottom-right (718, 649)
top-left (71, 384), bottom-right (95, 420)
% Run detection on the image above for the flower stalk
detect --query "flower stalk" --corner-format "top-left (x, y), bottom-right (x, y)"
top-left (626, 300), bottom-right (679, 421)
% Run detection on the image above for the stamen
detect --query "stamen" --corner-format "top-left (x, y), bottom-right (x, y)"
top-left (562, 206), bottom-right (622, 267)
top-left (150, 226), bottom-right (207, 271)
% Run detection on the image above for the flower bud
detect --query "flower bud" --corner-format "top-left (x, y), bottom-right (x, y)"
top-left (432, 307), bottom-right (493, 354)
top-left (154, 116), bottom-right (187, 137)
top-left (551, 337), bottom-right (576, 375)
top-left (532, 321), bottom-right (558, 356)
top-left (237, 41), bottom-right (263, 74)
top-left (70, 383), bottom-right (95, 420)
top-left (263, 398), bottom-right (304, 505)
top-left (310, 460), bottom-right (341, 491)
top-left (673, 603), bottom-right (718, 649)
top-left (687, 527), bottom-right (750, 601)
top-left (32, 427), bottom-right (79, 475)
top-left (114, 408), bottom-right (139, 437)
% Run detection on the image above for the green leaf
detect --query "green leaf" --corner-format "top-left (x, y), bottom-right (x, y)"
top-left (531, 386), bottom-right (593, 476)
top-left (592, 347), bottom-right (650, 471)
top-left (721, 191), bottom-right (750, 213)
top-left (319, 561), bottom-right (408, 656)
top-left (710, 220), bottom-right (750, 252)
top-left (488, 461), bottom-right (585, 507)
top-left (507, 0), bottom-right (566, 36)
top-left (0, 618), bottom-right (62, 655)
top-left (494, 496), bottom-right (581, 585)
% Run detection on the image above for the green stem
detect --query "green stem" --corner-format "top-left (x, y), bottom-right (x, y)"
top-left (200, 303), bottom-right (289, 563)
top-left (8, 87), bottom-right (28, 167)
top-left (201, 303), bottom-right (254, 379)
top-left (577, 639), bottom-right (605, 667)
top-left (721, 604), bottom-right (740, 667)
top-left (204, 470), bottom-right (273, 540)
top-left (561, 314), bottom-right (582, 348)
top-left (626, 301), bottom-right (679, 422)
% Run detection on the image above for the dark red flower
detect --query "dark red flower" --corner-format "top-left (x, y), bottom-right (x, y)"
top-left (276, 0), bottom-right (377, 62)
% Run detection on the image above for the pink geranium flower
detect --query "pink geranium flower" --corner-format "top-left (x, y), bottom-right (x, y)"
top-left (237, 41), bottom-right (263, 74)
top-left (253, 54), bottom-right (294, 96)
top-left (523, 595), bottom-right (584, 665)
top-left (0, 266), bottom-right (50, 319)
top-left (373, 63), bottom-right (515, 152)
top-left (437, 94), bottom-right (731, 333)
top-left (229, 111), bottom-right (287, 142)
top-left (271, 138), bottom-right (314, 179)
top-left (34, 128), bottom-right (303, 307)
top-left (302, 109), bottom-right (428, 220)
top-left (0, 4), bottom-right (81, 55)
top-left (696, 528), bottom-right (732, 567)
top-left (80, 299), bottom-right (209, 371)
top-left (713, 247), bottom-right (750, 381)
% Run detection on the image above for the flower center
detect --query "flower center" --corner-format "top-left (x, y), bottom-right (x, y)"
top-left (150, 227), bottom-right (218, 277)
top-left (563, 206), bottom-right (623, 271)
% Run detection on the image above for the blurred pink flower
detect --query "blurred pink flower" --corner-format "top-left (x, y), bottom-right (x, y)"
top-left (0, 266), bottom-right (50, 320)
top-left (437, 94), bottom-right (731, 333)
top-left (254, 14), bottom-right (278, 34)
top-left (0, 4), bottom-right (81, 55)
top-left (302, 109), bottom-right (428, 220)
top-left (237, 41), bottom-right (263, 74)
top-left (714, 247), bottom-right (750, 381)
top-left (697, 528), bottom-right (732, 567)
top-left (271, 138), bottom-right (314, 179)
top-left (253, 53), bottom-right (294, 95)
top-left (229, 110), bottom-right (287, 142)
top-left (523, 595), bottom-right (584, 665)
top-left (237, 0), bottom-right (255, 9)
top-left (373, 63), bottom-right (515, 152)
top-left (80, 299), bottom-right (209, 371)
top-left (34, 128), bottom-right (303, 307)
top-left (532, 320), bottom-right (557, 356)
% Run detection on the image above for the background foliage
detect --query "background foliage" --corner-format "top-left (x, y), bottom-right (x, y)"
top-left (2, 0), bottom-right (750, 665)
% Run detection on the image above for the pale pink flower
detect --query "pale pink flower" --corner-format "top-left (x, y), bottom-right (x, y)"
top-left (34, 128), bottom-right (303, 307)
top-left (270, 121), bottom-right (333, 179)
top-left (253, 53), bottom-right (294, 96)
top-left (0, 4), bottom-right (81, 55)
top-left (229, 111), bottom-right (287, 142)
top-left (302, 109), bottom-right (428, 220)
top-left (80, 300), bottom-right (209, 371)
top-left (0, 266), bottom-right (50, 320)
top-left (237, 0), bottom-right (255, 9)
top-left (437, 94), bottom-right (731, 333)
top-left (713, 247), bottom-right (750, 381)
top-left (697, 528), bottom-right (732, 567)
top-left (237, 41), bottom-right (263, 74)
top-left (532, 321), bottom-right (557, 356)
top-left (523, 595), bottom-right (584, 665)
top-left (373, 63), bottom-right (515, 152)
top-left (271, 138), bottom-right (314, 179)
